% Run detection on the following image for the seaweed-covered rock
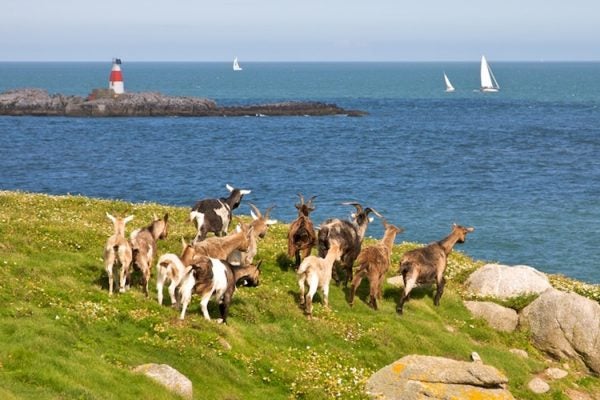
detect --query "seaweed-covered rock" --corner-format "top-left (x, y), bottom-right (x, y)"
top-left (366, 354), bottom-right (515, 399)
top-left (0, 88), bottom-right (364, 117)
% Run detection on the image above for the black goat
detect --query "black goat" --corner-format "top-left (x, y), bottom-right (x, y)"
top-left (317, 202), bottom-right (381, 287)
top-left (190, 184), bottom-right (251, 243)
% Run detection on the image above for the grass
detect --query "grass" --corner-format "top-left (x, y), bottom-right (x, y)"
top-left (0, 190), bottom-right (598, 399)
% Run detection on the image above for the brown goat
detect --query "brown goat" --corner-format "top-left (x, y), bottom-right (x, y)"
top-left (287, 193), bottom-right (317, 267)
top-left (103, 213), bottom-right (134, 295)
top-left (349, 220), bottom-right (403, 310)
top-left (228, 204), bottom-right (276, 267)
top-left (129, 213), bottom-right (169, 296)
top-left (396, 223), bottom-right (474, 315)
top-left (192, 222), bottom-right (254, 261)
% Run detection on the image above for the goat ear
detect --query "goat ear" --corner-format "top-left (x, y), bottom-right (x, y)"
top-left (124, 215), bottom-right (134, 224)
top-left (181, 236), bottom-right (187, 249)
top-left (163, 213), bottom-right (169, 222)
top-left (226, 184), bottom-right (234, 192)
top-left (235, 224), bottom-right (242, 233)
top-left (267, 219), bottom-right (277, 225)
top-left (369, 217), bottom-right (374, 223)
top-left (240, 189), bottom-right (251, 195)
top-left (467, 226), bottom-right (475, 232)
top-left (106, 212), bottom-right (115, 223)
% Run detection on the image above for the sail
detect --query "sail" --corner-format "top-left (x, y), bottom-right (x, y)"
top-left (444, 73), bottom-right (455, 92)
top-left (233, 57), bottom-right (242, 71)
top-left (480, 55), bottom-right (499, 92)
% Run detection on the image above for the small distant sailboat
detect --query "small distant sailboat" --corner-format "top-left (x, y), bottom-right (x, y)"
top-left (233, 57), bottom-right (243, 71)
top-left (480, 55), bottom-right (499, 92)
top-left (443, 72), bottom-right (455, 92)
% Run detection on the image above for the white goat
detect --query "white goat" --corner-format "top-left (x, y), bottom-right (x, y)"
top-left (103, 213), bottom-right (134, 295)
top-left (155, 238), bottom-right (196, 306)
top-left (297, 243), bottom-right (343, 317)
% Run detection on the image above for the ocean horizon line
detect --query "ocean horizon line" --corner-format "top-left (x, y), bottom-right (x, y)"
top-left (1, 59), bottom-right (600, 64)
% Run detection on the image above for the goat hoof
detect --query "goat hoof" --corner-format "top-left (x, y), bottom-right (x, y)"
top-left (216, 318), bottom-right (224, 324)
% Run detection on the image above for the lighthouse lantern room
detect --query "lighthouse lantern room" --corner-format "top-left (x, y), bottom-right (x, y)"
top-left (108, 58), bottom-right (124, 95)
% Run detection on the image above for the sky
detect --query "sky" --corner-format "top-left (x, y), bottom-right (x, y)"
top-left (1, 0), bottom-right (598, 62)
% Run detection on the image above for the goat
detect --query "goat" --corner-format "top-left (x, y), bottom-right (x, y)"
top-left (287, 193), bottom-right (317, 267)
top-left (103, 213), bottom-right (134, 295)
top-left (227, 204), bottom-right (276, 267)
top-left (190, 184), bottom-right (251, 243)
top-left (317, 202), bottom-right (381, 287)
top-left (178, 256), bottom-right (262, 322)
top-left (396, 223), bottom-right (474, 315)
top-left (349, 220), bottom-right (404, 310)
top-left (129, 213), bottom-right (169, 296)
top-left (192, 222), bottom-right (254, 261)
top-left (155, 237), bottom-right (196, 306)
top-left (297, 243), bottom-right (343, 318)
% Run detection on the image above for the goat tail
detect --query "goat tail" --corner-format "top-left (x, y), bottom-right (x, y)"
top-left (399, 261), bottom-right (412, 275)
top-left (296, 257), bottom-right (312, 276)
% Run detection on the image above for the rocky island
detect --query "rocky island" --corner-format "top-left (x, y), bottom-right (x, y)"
top-left (0, 88), bottom-right (366, 117)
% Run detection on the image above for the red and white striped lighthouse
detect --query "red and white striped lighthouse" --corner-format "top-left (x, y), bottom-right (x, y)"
top-left (108, 58), bottom-right (124, 94)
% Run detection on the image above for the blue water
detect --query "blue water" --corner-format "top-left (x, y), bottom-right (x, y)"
top-left (1, 62), bottom-right (599, 283)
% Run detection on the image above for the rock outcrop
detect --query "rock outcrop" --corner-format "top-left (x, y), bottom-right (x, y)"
top-left (465, 264), bottom-right (552, 299)
top-left (0, 88), bottom-right (366, 117)
top-left (366, 354), bottom-right (515, 399)
top-left (520, 289), bottom-right (600, 374)
top-left (133, 363), bottom-right (192, 399)
top-left (464, 300), bottom-right (519, 332)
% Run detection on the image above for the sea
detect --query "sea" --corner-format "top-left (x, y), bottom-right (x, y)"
top-left (0, 61), bottom-right (599, 284)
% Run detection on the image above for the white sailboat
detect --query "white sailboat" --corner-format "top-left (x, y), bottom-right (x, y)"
top-left (480, 55), bottom-right (499, 92)
top-left (443, 72), bottom-right (455, 92)
top-left (233, 57), bottom-right (243, 71)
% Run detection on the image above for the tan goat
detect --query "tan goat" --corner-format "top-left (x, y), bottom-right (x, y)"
top-left (349, 220), bottom-right (404, 310)
top-left (192, 222), bottom-right (254, 261)
top-left (297, 243), bottom-right (343, 317)
top-left (397, 223), bottom-right (474, 314)
top-left (103, 213), bottom-right (134, 295)
top-left (227, 204), bottom-right (276, 267)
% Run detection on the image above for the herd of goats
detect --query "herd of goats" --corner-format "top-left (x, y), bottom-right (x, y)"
top-left (103, 184), bottom-right (474, 323)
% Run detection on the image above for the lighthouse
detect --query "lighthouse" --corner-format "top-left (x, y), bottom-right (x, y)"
top-left (108, 58), bottom-right (124, 95)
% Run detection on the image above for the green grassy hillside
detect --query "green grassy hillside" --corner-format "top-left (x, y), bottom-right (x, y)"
top-left (0, 191), bottom-right (598, 399)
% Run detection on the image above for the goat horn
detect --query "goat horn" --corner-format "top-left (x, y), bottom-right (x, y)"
top-left (365, 207), bottom-right (383, 218)
top-left (249, 203), bottom-right (262, 219)
top-left (307, 196), bottom-right (317, 206)
top-left (342, 202), bottom-right (363, 213)
top-left (265, 205), bottom-right (275, 219)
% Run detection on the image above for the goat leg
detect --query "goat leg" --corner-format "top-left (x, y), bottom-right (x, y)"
top-left (349, 268), bottom-right (367, 307)
top-left (369, 278), bottom-right (379, 310)
top-left (434, 276), bottom-right (446, 306)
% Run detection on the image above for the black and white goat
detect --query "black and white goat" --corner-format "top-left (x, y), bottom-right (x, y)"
top-left (318, 202), bottom-right (381, 287)
top-left (190, 184), bottom-right (251, 243)
top-left (178, 255), bottom-right (262, 323)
